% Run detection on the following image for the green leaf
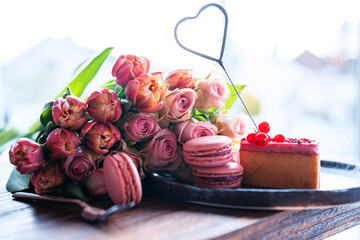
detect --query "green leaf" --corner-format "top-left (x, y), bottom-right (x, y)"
top-left (57, 47), bottom-right (114, 98)
top-left (40, 100), bottom-right (55, 126)
top-left (6, 167), bottom-right (31, 193)
top-left (36, 122), bottom-right (57, 144)
top-left (59, 181), bottom-right (90, 202)
top-left (224, 84), bottom-right (246, 110)
top-left (101, 79), bottom-right (117, 90)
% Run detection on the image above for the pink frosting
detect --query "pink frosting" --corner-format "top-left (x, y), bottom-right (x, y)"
top-left (240, 141), bottom-right (319, 155)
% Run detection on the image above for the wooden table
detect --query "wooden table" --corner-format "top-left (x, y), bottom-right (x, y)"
top-left (1, 151), bottom-right (360, 240)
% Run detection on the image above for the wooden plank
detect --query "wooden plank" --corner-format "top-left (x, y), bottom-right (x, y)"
top-left (0, 150), bottom-right (359, 239)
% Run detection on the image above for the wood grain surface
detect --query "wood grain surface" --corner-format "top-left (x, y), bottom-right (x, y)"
top-left (0, 151), bottom-right (359, 240)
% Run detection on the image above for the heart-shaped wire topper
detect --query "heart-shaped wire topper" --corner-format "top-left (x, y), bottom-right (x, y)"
top-left (174, 3), bottom-right (258, 130)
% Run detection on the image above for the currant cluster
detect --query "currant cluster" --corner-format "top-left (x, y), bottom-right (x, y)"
top-left (245, 122), bottom-right (286, 147)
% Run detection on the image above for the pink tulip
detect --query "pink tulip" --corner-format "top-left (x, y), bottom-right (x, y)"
top-left (85, 168), bottom-right (108, 197)
top-left (46, 128), bottom-right (81, 160)
top-left (122, 113), bottom-right (160, 142)
top-left (64, 149), bottom-right (97, 182)
top-left (80, 121), bottom-right (121, 155)
top-left (31, 162), bottom-right (65, 194)
top-left (141, 129), bottom-right (181, 171)
top-left (86, 88), bottom-right (122, 123)
top-left (159, 88), bottom-right (197, 123)
top-left (112, 54), bottom-right (150, 86)
top-left (125, 72), bottom-right (168, 113)
top-left (195, 72), bottom-right (230, 110)
top-left (9, 138), bottom-right (45, 174)
top-left (173, 118), bottom-right (218, 145)
top-left (165, 69), bottom-right (196, 90)
top-left (52, 96), bottom-right (88, 130)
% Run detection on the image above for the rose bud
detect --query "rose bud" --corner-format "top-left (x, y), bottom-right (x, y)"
top-left (173, 118), bottom-right (218, 145)
top-left (214, 112), bottom-right (250, 142)
top-left (194, 72), bottom-right (230, 110)
top-left (159, 88), bottom-right (197, 123)
top-left (120, 141), bottom-right (145, 179)
top-left (112, 54), bottom-right (150, 86)
top-left (9, 138), bottom-right (45, 174)
top-left (46, 128), bottom-right (81, 160)
top-left (31, 162), bottom-right (65, 194)
top-left (86, 88), bottom-right (122, 123)
top-left (64, 149), bottom-right (97, 182)
top-left (122, 113), bottom-right (160, 142)
top-left (85, 168), bottom-right (108, 197)
top-left (80, 121), bottom-right (121, 155)
top-left (126, 72), bottom-right (168, 113)
top-left (52, 96), bottom-right (88, 130)
top-left (141, 129), bottom-right (181, 171)
top-left (165, 69), bottom-right (196, 90)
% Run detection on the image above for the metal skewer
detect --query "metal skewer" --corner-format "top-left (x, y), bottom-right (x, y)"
top-left (174, 3), bottom-right (259, 131)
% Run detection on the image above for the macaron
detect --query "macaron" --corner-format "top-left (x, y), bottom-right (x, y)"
top-left (192, 162), bottom-right (244, 188)
top-left (183, 135), bottom-right (233, 167)
top-left (103, 152), bottom-right (142, 205)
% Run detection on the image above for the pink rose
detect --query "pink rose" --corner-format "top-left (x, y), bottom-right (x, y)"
top-left (86, 88), bottom-right (122, 123)
top-left (173, 118), bottom-right (218, 144)
top-left (112, 54), bottom-right (150, 86)
top-left (46, 128), bottom-right (81, 160)
top-left (122, 113), bottom-right (160, 142)
top-left (85, 168), bottom-right (108, 197)
top-left (194, 72), bottom-right (230, 110)
top-left (9, 138), bottom-right (45, 174)
top-left (52, 96), bottom-right (88, 130)
top-left (31, 162), bottom-right (65, 194)
top-left (141, 129), bottom-right (181, 171)
top-left (80, 121), bottom-right (121, 155)
top-left (165, 69), bottom-right (196, 90)
top-left (159, 88), bottom-right (197, 123)
top-left (125, 72), bottom-right (168, 113)
top-left (64, 148), bottom-right (97, 182)
top-left (215, 112), bottom-right (250, 142)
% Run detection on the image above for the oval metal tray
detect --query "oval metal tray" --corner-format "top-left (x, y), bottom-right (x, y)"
top-left (147, 160), bottom-right (360, 210)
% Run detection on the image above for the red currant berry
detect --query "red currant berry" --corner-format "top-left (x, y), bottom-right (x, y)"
top-left (246, 133), bottom-right (256, 143)
top-left (255, 132), bottom-right (269, 147)
top-left (258, 122), bottom-right (270, 133)
top-left (273, 134), bottom-right (286, 143)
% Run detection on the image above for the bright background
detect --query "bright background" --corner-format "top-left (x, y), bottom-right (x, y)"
top-left (1, 1), bottom-right (360, 238)
top-left (1, 0), bottom-right (360, 161)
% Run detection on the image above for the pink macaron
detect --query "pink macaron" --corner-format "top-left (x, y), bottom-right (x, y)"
top-left (183, 135), bottom-right (233, 167)
top-left (192, 162), bottom-right (244, 188)
top-left (103, 152), bottom-right (142, 205)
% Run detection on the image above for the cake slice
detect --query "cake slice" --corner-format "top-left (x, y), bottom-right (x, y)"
top-left (239, 122), bottom-right (320, 189)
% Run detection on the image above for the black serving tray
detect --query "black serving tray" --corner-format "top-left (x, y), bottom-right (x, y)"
top-left (147, 160), bottom-right (360, 210)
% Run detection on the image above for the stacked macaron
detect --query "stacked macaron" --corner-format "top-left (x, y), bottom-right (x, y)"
top-left (183, 135), bottom-right (243, 188)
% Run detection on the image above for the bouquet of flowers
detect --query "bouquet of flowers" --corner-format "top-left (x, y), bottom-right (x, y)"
top-left (6, 48), bottom-right (249, 204)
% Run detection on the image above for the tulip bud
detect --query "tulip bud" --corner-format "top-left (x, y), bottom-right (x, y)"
top-left (165, 69), bottom-right (196, 90)
top-left (112, 54), bottom-right (150, 86)
top-left (31, 162), bottom-right (65, 194)
top-left (9, 138), bottom-right (45, 174)
top-left (46, 128), bottom-right (81, 160)
top-left (86, 88), bottom-right (122, 123)
top-left (52, 96), bottom-right (88, 130)
top-left (126, 72), bottom-right (168, 113)
top-left (85, 168), bottom-right (108, 197)
top-left (80, 121), bottom-right (121, 155)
